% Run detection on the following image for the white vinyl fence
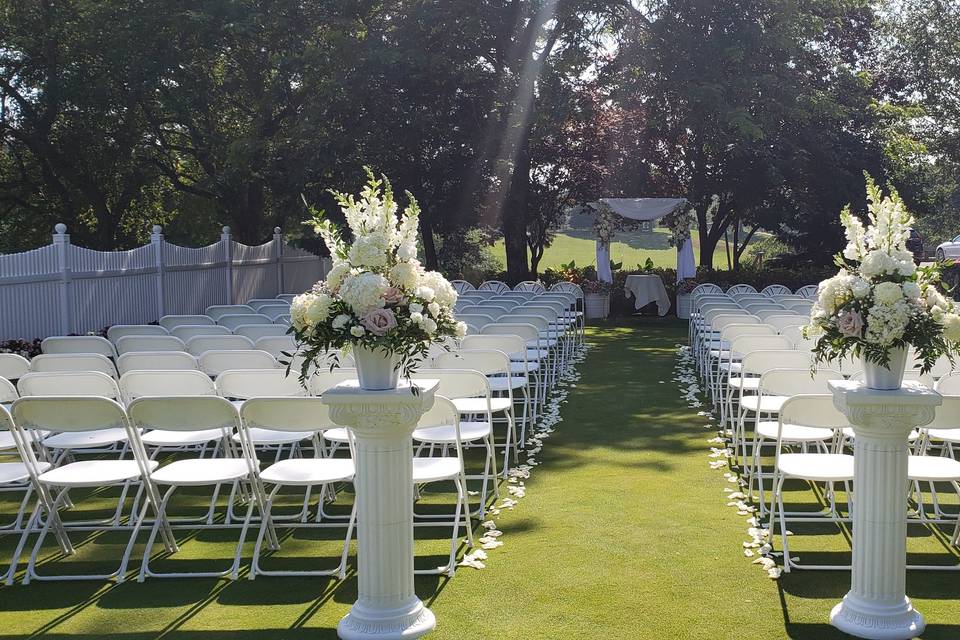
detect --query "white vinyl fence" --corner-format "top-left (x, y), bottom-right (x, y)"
top-left (0, 224), bottom-right (331, 340)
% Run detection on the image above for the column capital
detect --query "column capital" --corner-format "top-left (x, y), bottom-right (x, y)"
top-left (830, 380), bottom-right (941, 437)
top-left (321, 379), bottom-right (438, 436)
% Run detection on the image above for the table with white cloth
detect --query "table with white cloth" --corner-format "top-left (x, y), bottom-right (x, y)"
top-left (624, 274), bottom-right (671, 316)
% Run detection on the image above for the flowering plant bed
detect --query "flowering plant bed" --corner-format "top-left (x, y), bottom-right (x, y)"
top-left (288, 171), bottom-right (466, 381)
top-left (806, 174), bottom-right (960, 371)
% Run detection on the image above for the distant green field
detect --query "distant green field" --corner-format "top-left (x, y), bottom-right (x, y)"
top-left (492, 227), bottom-right (750, 271)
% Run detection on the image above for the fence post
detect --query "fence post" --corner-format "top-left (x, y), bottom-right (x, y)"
top-left (222, 226), bottom-right (234, 305)
top-left (151, 225), bottom-right (165, 320)
top-left (52, 224), bottom-right (72, 335)
top-left (274, 227), bottom-right (284, 295)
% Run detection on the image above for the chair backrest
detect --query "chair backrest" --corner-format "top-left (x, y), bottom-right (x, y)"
top-left (18, 370), bottom-right (121, 399)
top-left (935, 371), bottom-right (960, 395)
top-left (480, 322), bottom-right (539, 343)
top-left (503, 315), bottom-right (549, 333)
top-left (760, 368), bottom-right (843, 396)
top-left (703, 309), bottom-right (754, 325)
top-left (234, 324), bottom-right (289, 341)
top-left (170, 325), bottom-right (233, 341)
top-left (515, 281), bottom-right (546, 294)
top-left (523, 305), bottom-right (560, 322)
top-left (752, 309), bottom-right (796, 322)
top-left (107, 324), bottom-right (169, 344)
top-left (198, 350), bottom-right (277, 376)
top-left (240, 396), bottom-right (335, 434)
top-left (412, 369), bottom-right (491, 401)
top-left (128, 396), bottom-right (250, 464)
top-left (460, 334), bottom-right (526, 357)
top-left (159, 315), bottom-right (215, 330)
top-left (728, 335), bottom-right (793, 358)
top-left (923, 395), bottom-right (960, 429)
top-left (784, 301), bottom-right (814, 313)
top-left (711, 314), bottom-right (761, 333)
top-left (779, 325), bottom-right (812, 350)
top-left (255, 305), bottom-right (291, 321)
top-left (762, 315), bottom-right (806, 331)
top-left (550, 281), bottom-right (584, 298)
top-left (733, 293), bottom-right (769, 303)
top-left (116, 351), bottom-right (199, 375)
top-left (120, 369), bottom-right (216, 402)
top-left (0, 377), bottom-right (18, 404)
top-left (478, 280), bottom-right (510, 294)
top-left (719, 324), bottom-right (778, 343)
top-left (206, 305), bottom-right (256, 320)
top-left (692, 283), bottom-right (723, 296)
top-left (727, 284), bottom-right (757, 295)
top-left (29, 353), bottom-right (118, 379)
top-left (115, 335), bottom-right (187, 355)
top-left (486, 298), bottom-right (521, 310)
top-left (451, 280), bottom-right (475, 294)
top-left (254, 336), bottom-right (298, 358)
top-left (217, 369), bottom-right (306, 399)
top-left (417, 395), bottom-right (463, 455)
top-left (13, 396), bottom-right (130, 434)
top-left (41, 336), bottom-right (116, 358)
top-left (743, 303), bottom-right (786, 313)
top-left (0, 354), bottom-right (31, 380)
top-left (456, 313), bottom-right (496, 329)
top-left (186, 334), bottom-right (256, 356)
top-left (217, 314), bottom-right (274, 330)
top-left (761, 284), bottom-right (792, 297)
top-left (778, 394), bottom-right (848, 430)
top-left (739, 350), bottom-right (812, 377)
top-left (273, 315), bottom-right (292, 326)
top-left (309, 368), bottom-right (360, 395)
top-left (795, 285), bottom-right (819, 299)
top-left (433, 349), bottom-right (509, 377)
top-left (461, 305), bottom-right (506, 319)
top-left (276, 294), bottom-right (296, 303)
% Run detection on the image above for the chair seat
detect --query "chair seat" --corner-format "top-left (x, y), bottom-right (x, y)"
top-left (718, 362), bottom-right (742, 373)
top-left (907, 455), bottom-right (960, 481)
top-left (39, 460), bottom-right (159, 487)
top-left (509, 361), bottom-right (539, 374)
top-left (260, 458), bottom-right (355, 486)
top-left (514, 349), bottom-right (548, 361)
top-left (0, 430), bottom-right (51, 450)
top-left (739, 395), bottom-right (787, 413)
top-left (452, 397), bottom-right (512, 413)
top-left (727, 377), bottom-right (759, 390)
top-left (927, 428), bottom-right (960, 444)
top-left (236, 427), bottom-right (315, 445)
top-left (43, 428), bottom-right (129, 450)
top-left (142, 428), bottom-right (225, 447)
top-left (323, 427), bottom-right (349, 444)
top-left (413, 421), bottom-right (491, 443)
top-left (757, 421), bottom-right (834, 442)
top-left (151, 458), bottom-right (252, 486)
top-left (0, 461), bottom-right (51, 484)
top-left (412, 457), bottom-right (461, 483)
top-left (488, 376), bottom-right (527, 391)
top-left (778, 453), bottom-right (854, 481)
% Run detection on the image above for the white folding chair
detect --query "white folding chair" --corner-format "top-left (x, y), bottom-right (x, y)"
top-left (462, 333), bottom-right (539, 425)
top-left (170, 325), bottom-right (233, 341)
top-left (116, 351), bottom-right (198, 375)
top-left (128, 396), bottom-right (265, 581)
top-left (235, 325), bottom-right (290, 341)
top-left (29, 354), bottom-right (118, 379)
top-left (107, 325), bottom-right (169, 344)
top-left (728, 284), bottom-right (758, 295)
top-left (199, 351), bottom-right (278, 377)
top-left (478, 280), bottom-right (510, 294)
top-left (254, 336), bottom-right (298, 358)
top-left (935, 372), bottom-right (960, 396)
top-left (795, 285), bottom-right (819, 299)
top-left (515, 281), bottom-right (546, 294)
top-left (217, 314), bottom-right (274, 330)
top-left (186, 335), bottom-right (256, 356)
top-left (451, 280), bottom-right (475, 294)
top-left (205, 305), bottom-right (256, 321)
top-left (0, 354), bottom-right (31, 381)
top-left (761, 285), bottom-right (791, 297)
top-left (115, 335), bottom-right (187, 355)
top-left (159, 315), bottom-right (215, 331)
top-left (41, 336), bottom-right (116, 359)
top-left (256, 305), bottom-right (291, 321)
top-left (10, 396), bottom-right (162, 583)
top-left (411, 396), bottom-right (474, 577)
top-left (242, 397), bottom-right (356, 579)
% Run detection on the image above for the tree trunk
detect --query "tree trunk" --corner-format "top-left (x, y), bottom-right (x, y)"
top-left (419, 208), bottom-right (439, 271)
top-left (502, 140), bottom-right (531, 285)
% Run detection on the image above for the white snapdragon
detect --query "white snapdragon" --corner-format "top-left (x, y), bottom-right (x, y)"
top-left (397, 242), bottom-right (418, 261)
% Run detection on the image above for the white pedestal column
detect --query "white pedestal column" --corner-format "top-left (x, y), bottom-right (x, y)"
top-left (322, 379), bottom-right (439, 640)
top-left (828, 380), bottom-right (941, 640)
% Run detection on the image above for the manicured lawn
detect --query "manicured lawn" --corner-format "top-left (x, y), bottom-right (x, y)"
top-left (1, 320), bottom-right (957, 638)
top-left (491, 227), bottom-right (756, 271)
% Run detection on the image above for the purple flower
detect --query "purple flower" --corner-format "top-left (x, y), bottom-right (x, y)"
top-left (382, 286), bottom-right (404, 306)
top-left (837, 309), bottom-right (864, 338)
top-left (361, 307), bottom-right (398, 336)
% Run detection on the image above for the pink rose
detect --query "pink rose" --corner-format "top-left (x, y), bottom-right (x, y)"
top-left (382, 286), bottom-right (404, 305)
top-left (361, 308), bottom-right (398, 336)
top-left (837, 310), bottom-right (864, 338)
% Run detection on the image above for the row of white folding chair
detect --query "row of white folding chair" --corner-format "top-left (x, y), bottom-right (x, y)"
top-left (108, 313), bottom-right (289, 345)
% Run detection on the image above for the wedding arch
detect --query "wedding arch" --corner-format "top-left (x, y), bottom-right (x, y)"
top-left (587, 198), bottom-right (695, 283)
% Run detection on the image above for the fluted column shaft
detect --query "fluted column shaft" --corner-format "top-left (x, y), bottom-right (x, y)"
top-left (323, 380), bottom-right (439, 640)
top-left (829, 380), bottom-right (940, 640)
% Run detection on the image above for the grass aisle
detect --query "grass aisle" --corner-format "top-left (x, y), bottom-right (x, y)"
top-left (1, 320), bottom-right (957, 638)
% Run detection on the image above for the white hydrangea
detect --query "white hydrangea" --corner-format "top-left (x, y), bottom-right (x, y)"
top-left (290, 292), bottom-right (332, 330)
top-left (817, 272), bottom-right (854, 314)
top-left (397, 242), bottom-right (418, 261)
top-left (325, 262), bottom-right (351, 292)
top-left (860, 250), bottom-right (895, 278)
top-left (901, 281), bottom-right (922, 300)
top-left (410, 311), bottom-right (424, 324)
top-left (332, 314), bottom-right (351, 330)
top-left (348, 233), bottom-right (390, 268)
top-left (874, 281), bottom-right (903, 305)
top-left (389, 260), bottom-right (422, 291)
top-left (850, 277), bottom-right (871, 299)
top-left (428, 302), bottom-right (441, 317)
top-left (415, 285), bottom-right (436, 302)
top-left (419, 270), bottom-right (458, 307)
top-left (864, 300), bottom-right (910, 346)
top-left (339, 271), bottom-right (389, 315)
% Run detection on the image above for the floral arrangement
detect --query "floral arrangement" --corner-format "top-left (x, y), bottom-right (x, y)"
top-left (663, 205), bottom-right (697, 248)
top-left (677, 278), bottom-right (699, 295)
top-left (288, 171), bottom-right (467, 381)
top-left (593, 205), bottom-right (619, 245)
top-left (581, 279), bottom-right (613, 294)
top-left (806, 174), bottom-right (960, 371)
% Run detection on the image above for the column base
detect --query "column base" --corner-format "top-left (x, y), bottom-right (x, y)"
top-left (337, 596), bottom-right (436, 640)
top-left (830, 593), bottom-right (925, 640)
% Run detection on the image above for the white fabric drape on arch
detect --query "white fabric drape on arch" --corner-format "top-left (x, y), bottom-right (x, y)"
top-left (590, 198), bottom-right (689, 283)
